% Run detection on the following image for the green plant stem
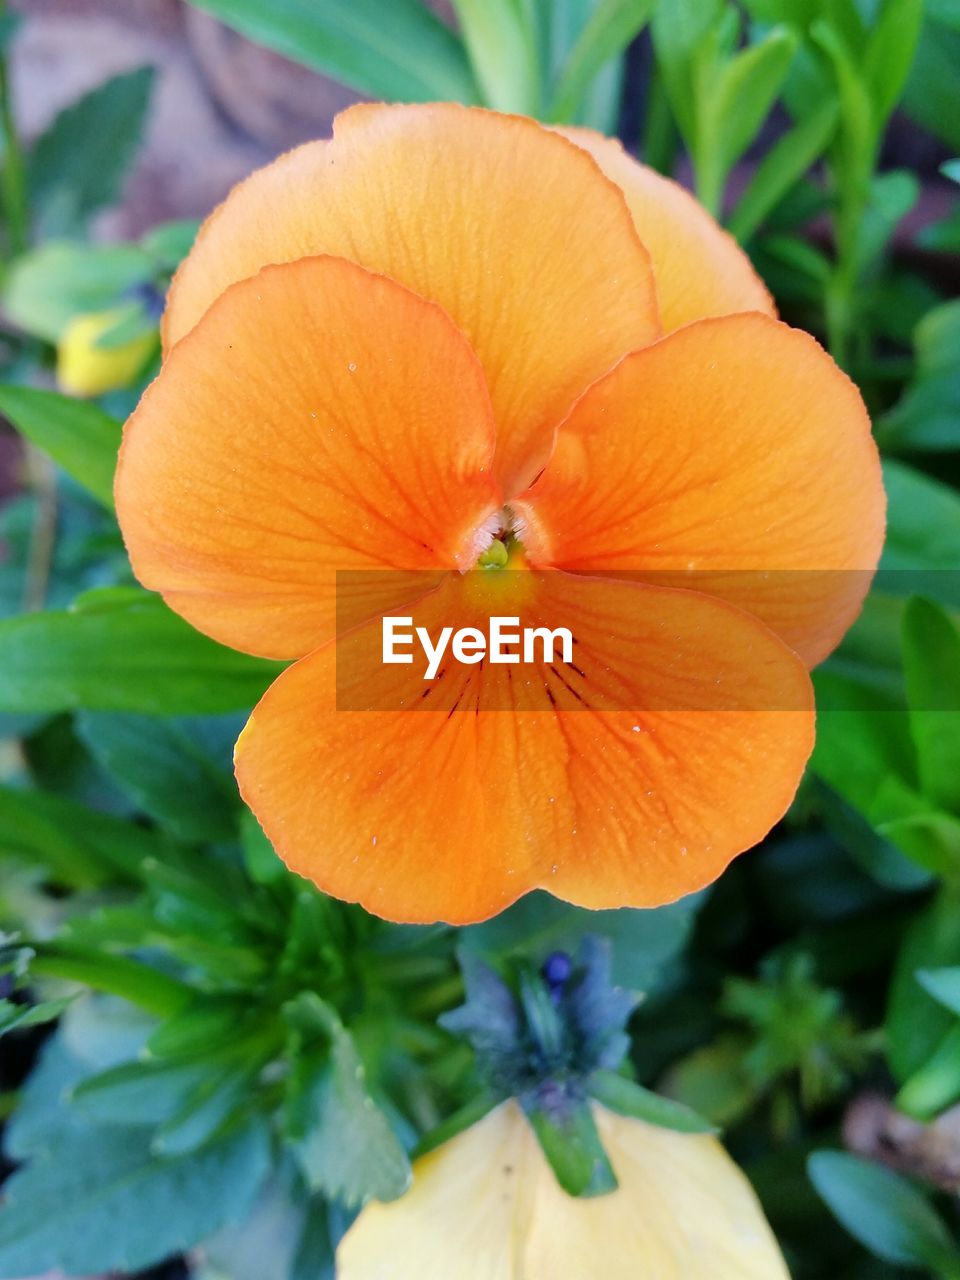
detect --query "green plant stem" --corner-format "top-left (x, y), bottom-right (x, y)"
top-left (0, 4), bottom-right (27, 258)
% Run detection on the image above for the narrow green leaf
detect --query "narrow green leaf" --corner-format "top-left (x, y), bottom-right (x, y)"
top-left (809, 1151), bottom-right (959, 1269)
top-left (450, 0), bottom-right (540, 113)
top-left (0, 384), bottom-right (121, 508)
top-left (0, 591), bottom-right (282, 715)
top-left (728, 100), bottom-right (837, 241)
top-left (0, 1122), bottom-right (270, 1276)
top-left (186, 0), bottom-right (479, 103)
top-left (0, 783), bottom-right (171, 887)
top-left (588, 1070), bottom-right (717, 1133)
top-left (549, 0), bottom-right (656, 122)
top-left (28, 948), bottom-right (192, 1018)
top-left (863, 0), bottom-right (924, 128)
top-left (152, 1058), bottom-right (264, 1156)
top-left (146, 997), bottom-right (252, 1060)
top-left (524, 1093), bottom-right (617, 1197)
top-left (812, 18), bottom-right (876, 208)
top-left (650, 0), bottom-right (725, 141)
top-left (71, 1057), bottom-right (214, 1126)
top-left (28, 68), bottom-right (155, 237)
top-left (0, 996), bottom-right (73, 1040)
top-left (712, 26), bottom-right (798, 178)
top-left (901, 597), bottom-right (960, 812)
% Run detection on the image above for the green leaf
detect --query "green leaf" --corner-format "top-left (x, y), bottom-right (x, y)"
top-left (901, 597), bottom-right (960, 812)
top-left (0, 783), bottom-right (171, 887)
top-left (153, 1058), bottom-right (265, 1157)
top-left (882, 461), bottom-right (960, 600)
top-left (854, 169), bottom-right (919, 276)
top-left (146, 996), bottom-right (252, 1060)
top-left (650, 0), bottom-right (725, 141)
top-left (28, 68), bottom-right (156, 237)
top-left (285, 995), bottom-right (410, 1208)
top-left (141, 218), bottom-right (200, 270)
top-left (291, 1201), bottom-right (337, 1280)
top-left (902, 17), bottom-right (960, 151)
top-left (588, 1070), bottom-right (717, 1133)
top-left (75, 711), bottom-right (242, 841)
top-left (812, 18), bottom-right (876, 213)
top-left (241, 809), bottom-right (290, 886)
top-left (897, 1023), bottom-right (960, 1119)
top-left (549, 0), bottom-right (656, 122)
top-left (815, 781), bottom-right (931, 891)
top-left (71, 1057), bottom-right (214, 1126)
top-left (0, 590), bottom-right (282, 715)
top-left (4, 1006), bottom-right (155, 1160)
top-left (186, 0), bottom-right (478, 103)
top-left (878, 300), bottom-right (960, 452)
top-left (28, 948), bottom-right (192, 1018)
top-left (887, 889), bottom-right (960, 1083)
top-left (862, 0), bottom-right (924, 128)
top-left (450, 0), bottom-right (539, 113)
top-left (728, 99), bottom-right (837, 241)
top-left (808, 1151), bottom-right (959, 1269)
top-left (917, 967), bottom-right (960, 1018)
top-left (659, 1036), bottom-right (756, 1128)
top-left (712, 26), bottom-right (798, 178)
top-left (0, 1122), bottom-right (270, 1276)
top-left (524, 1093), bottom-right (617, 1197)
top-left (3, 241), bottom-right (152, 343)
top-left (0, 384), bottom-right (121, 508)
top-left (0, 996), bottom-right (73, 1040)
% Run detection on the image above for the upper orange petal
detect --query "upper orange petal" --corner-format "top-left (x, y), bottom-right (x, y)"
top-left (558, 128), bottom-right (775, 332)
top-left (234, 570), bottom-right (813, 924)
top-left (115, 255), bottom-right (500, 661)
top-left (514, 313), bottom-right (885, 668)
top-left (162, 103), bottom-right (660, 494)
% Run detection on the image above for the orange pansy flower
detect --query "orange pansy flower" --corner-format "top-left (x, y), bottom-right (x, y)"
top-left (115, 103), bottom-right (885, 925)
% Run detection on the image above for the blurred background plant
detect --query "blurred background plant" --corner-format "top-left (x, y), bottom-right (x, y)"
top-left (0, 0), bottom-right (959, 1277)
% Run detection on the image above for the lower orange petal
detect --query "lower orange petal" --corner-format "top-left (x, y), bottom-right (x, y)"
top-left (235, 571), bottom-right (813, 924)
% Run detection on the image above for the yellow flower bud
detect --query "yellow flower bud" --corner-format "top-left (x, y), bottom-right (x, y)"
top-left (338, 1100), bottom-right (791, 1279)
top-left (56, 309), bottom-right (156, 398)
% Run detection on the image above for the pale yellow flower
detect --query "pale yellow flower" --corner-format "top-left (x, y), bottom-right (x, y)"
top-left (337, 1100), bottom-right (790, 1279)
top-left (57, 309), bottom-right (154, 398)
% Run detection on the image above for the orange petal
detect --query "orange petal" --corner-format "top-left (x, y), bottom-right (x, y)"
top-left (234, 570), bottom-right (813, 924)
top-left (116, 256), bottom-right (499, 660)
top-left (558, 128), bottom-right (775, 332)
top-left (163, 104), bottom-right (660, 493)
top-left (514, 313), bottom-right (885, 668)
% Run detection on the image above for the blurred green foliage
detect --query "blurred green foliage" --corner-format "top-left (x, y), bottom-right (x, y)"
top-left (1, 0), bottom-right (960, 1277)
